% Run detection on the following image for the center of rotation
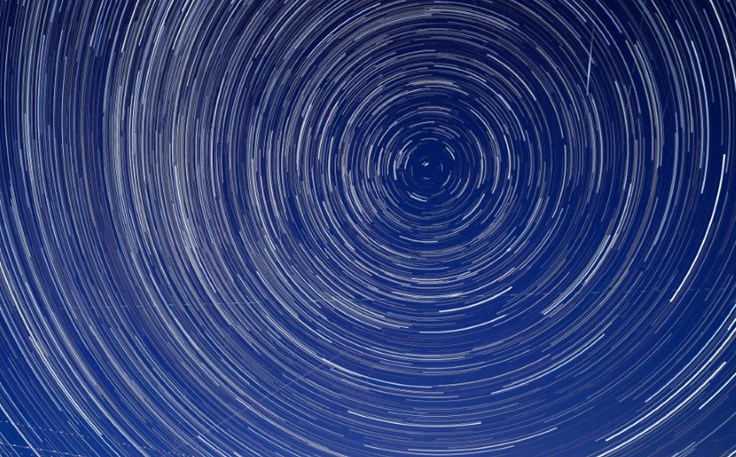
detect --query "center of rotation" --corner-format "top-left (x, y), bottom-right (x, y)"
top-left (404, 141), bottom-right (455, 197)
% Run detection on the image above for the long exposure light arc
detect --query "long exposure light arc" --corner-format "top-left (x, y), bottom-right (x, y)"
top-left (1, 0), bottom-right (735, 456)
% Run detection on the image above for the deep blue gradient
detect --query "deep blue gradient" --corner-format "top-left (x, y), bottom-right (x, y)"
top-left (1, 0), bottom-right (736, 456)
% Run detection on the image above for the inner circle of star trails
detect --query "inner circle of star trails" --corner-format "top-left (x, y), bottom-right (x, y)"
top-left (1, 0), bottom-right (735, 456)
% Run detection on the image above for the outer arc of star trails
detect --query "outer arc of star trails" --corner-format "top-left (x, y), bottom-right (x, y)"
top-left (0, 0), bottom-right (735, 456)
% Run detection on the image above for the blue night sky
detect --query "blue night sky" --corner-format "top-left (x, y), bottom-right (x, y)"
top-left (1, 0), bottom-right (736, 456)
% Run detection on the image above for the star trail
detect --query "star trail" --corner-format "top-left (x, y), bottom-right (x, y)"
top-left (1, 0), bottom-right (736, 456)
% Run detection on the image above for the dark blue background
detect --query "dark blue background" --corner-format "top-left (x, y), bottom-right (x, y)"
top-left (1, 0), bottom-right (735, 455)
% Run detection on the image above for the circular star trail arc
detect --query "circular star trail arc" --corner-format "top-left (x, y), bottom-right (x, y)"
top-left (1, 0), bottom-right (736, 456)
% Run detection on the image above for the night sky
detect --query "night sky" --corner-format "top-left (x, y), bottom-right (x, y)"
top-left (1, 0), bottom-right (736, 456)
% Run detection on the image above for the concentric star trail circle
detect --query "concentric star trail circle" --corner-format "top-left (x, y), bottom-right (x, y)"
top-left (1, 0), bottom-right (735, 456)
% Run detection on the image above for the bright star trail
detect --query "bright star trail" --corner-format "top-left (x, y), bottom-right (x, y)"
top-left (1, 0), bottom-right (736, 456)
